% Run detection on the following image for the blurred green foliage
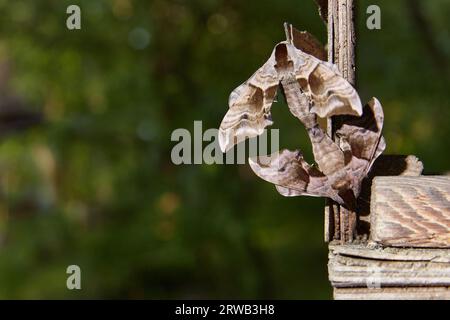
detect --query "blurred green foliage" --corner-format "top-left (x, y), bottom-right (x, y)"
top-left (0, 0), bottom-right (448, 299)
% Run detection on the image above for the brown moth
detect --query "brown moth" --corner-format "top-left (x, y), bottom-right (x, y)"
top-left (249, 98), bottom-right (385, 207)
top-left (218, 39), bottom-right (362, 153)
top-left (219, 25), bottom-right (385, 208)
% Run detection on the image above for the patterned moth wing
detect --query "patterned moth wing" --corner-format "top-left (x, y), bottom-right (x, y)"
top-left (218, 50), bottom-right (279, 152)
top-left (249, 149), bottom-right (344, 204)
top-left (218, 39), bottom-right (363, 153)
top-left (335, 97), bottom-right (386, 197)
top-left (278, 41), bottom-right (363, 118)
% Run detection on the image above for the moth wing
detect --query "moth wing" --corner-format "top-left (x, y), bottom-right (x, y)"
top-left (307, 61), bottom-right (362, 118)
top-left (248, 149), bottom-right (343, 203)
top-left (219, 50), bottom-right (279, 152)
top-left (275, 185), bottom-right (304, 197)
top-left (285, 23), bottom-right (327, 61)
top-left (336, 97), bottom-right (385, 165)
top-left (286, 44), bottom-right (362, 118)
top-left (335, 98), bottom-right (386, 196)
top-left (368, 135), bottom-right (386, 175)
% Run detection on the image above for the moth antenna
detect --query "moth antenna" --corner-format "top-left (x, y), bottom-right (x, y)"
top-left (283, 22), bottom-right (293, 44)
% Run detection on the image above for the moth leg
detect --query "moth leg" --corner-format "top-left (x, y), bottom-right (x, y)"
top-left (336, 133), bottom-right (353, 165)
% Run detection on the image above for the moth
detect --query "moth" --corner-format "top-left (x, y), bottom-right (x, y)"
top-left (219, 24), bottom-right (385, 208)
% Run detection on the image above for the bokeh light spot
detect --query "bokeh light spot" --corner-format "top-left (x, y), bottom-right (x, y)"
top-left (128, 27), bottom-right (151, 50)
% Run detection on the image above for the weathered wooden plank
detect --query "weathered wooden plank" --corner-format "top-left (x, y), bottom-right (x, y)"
top-left (329, 242), bottom-right (450, 262)
top-left (371, 176), bottom-right (450, 248)
top-left (329, 253), bottom-right (450, 287)
top-left (328, 242), bottom-right (450, 288)
top-left (334, 287), bottom-right (450, 300)
top-left (324, 203), bottom-right (340, 242)
top-left (355, 154), bottom-right (423, 236)
top-left (324, 155), bottom-right (423, 242)
top-left (326, 0), bottom-right (357, 243)
top-left (324, 205), bottom-right (331, 242)
top-left (327, 0), bottom-right (356, 84)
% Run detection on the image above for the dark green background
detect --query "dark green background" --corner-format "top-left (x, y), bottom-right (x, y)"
top-left (0, 0), bottom-right (448, 299)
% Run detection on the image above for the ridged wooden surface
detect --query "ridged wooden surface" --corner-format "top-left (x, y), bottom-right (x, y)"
top-left (371, 176), bottom-right (450, 248)
top-left (329, 252), bottom-right (450, 287)
top-left (326, 0), bottom-right (357, 243)
top-left (334, 287), bottom-right (450, 300)
top-left (328, 242), bottom-right (450, 298)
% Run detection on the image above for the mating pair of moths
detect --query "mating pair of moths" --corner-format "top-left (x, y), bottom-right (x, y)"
top-left (219, 24), bottom-right (385, 208)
